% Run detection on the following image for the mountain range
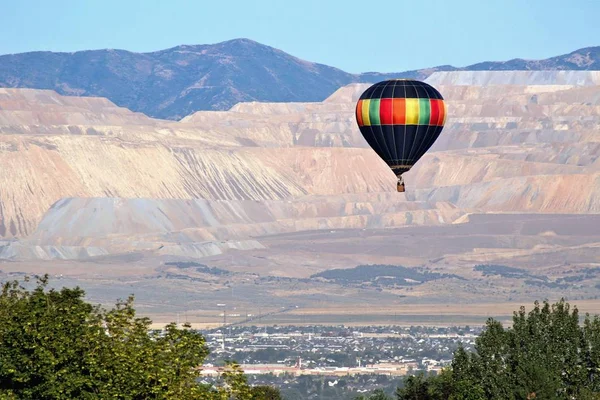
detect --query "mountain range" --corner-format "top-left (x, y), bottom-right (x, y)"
top-left (1, 35), bottom-right (600, 321)
top-left (1, 68), bottom-right (599, 320)
top-left (1, 39), bottom-right (599, 120)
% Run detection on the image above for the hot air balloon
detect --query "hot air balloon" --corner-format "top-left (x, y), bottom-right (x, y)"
top-left (355, 79), bottom-right (446, 192)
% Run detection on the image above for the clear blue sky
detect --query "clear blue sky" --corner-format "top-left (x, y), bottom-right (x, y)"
top-left (2, 0), bottom-right (599, 73)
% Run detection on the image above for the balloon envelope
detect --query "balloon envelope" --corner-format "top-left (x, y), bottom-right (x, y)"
top-left (355, 79), bottom-right (446, 192)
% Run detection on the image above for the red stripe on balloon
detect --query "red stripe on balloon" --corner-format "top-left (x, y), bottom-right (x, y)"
top-left (379, 98), bottom-right (393, 124)
top-left (429, 99), bottom-right (440, 126)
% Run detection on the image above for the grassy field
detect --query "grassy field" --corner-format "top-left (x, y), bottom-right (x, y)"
top-left (146, 299), bottom-right (600, 329)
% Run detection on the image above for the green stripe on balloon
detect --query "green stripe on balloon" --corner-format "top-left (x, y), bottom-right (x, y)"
top-left (418, 99), bottom-right (430, 126)
top-left (369, 99), bottom-right (381, 125)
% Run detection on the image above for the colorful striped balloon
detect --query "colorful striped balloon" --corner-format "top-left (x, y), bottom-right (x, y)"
top-left (355, 79), bottom-right (446, 192)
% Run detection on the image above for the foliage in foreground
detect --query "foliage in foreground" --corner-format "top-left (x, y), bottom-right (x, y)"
top-left (392, 299), bottom-right (600, 400)
top-left (0, 275), bottom-right (280, 399)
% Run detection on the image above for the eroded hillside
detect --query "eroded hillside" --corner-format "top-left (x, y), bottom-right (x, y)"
top-left (0, 71), bottom-right (599, 318)
top-left (0, 71), bottom-right (598, 264)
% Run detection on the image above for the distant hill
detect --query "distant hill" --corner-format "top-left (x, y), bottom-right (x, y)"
top-left (466, 46), bottom-right (600, 71)
top-left (0, 39), bottom-right (598, 119)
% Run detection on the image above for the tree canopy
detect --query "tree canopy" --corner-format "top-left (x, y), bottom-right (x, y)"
top-left (0, 275), bottom-right (280, 400)
top-left (395, 299), bottom-right (600, 400)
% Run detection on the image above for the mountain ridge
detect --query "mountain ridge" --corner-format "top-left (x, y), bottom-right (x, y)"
top-left (1, 38), bottom-right (599, 120)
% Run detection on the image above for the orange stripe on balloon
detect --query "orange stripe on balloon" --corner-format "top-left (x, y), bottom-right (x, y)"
top-left (437, 100), bottom-right (446, 126)
top-left (379, 98), bottom-right (393, 124)
top-left (392, 98), bottom-right (406, 124)
top-left (356, 99), bottom-right (364, 126)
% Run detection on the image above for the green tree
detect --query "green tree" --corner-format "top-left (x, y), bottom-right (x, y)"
top-left (249, 385), bottom-right (283, 399)
top-left (355, 388), bottom-right (393, 399)
top-left (425, 369), bottom-right (454, 400)
top-left (0, 275), bottom-right (280, 400)
top-left (396, 373), bottom-right (429, 400)
top-left (394, 299), bottom-right (600, 399)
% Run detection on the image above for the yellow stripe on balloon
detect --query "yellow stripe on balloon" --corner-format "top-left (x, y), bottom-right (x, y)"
top-left (405, 98), bottom-right (419, 125)
top-left (361, 99), bottom-right (371, 126)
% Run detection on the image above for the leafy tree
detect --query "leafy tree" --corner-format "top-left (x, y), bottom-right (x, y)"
top-left (424, 369), bottom-right (454, 400)
top-left (388, 299), bottom-right (600, 399)
top-left (396, 373), bottom-right (429, 400)
top-left (0, 275), bottom-right (280, 399)
top-left (249, 385), bottom-right (283, 399)
top-left (461, 299), bottom-right (598, 399)
top-left (355, 388), bottom-right (393, 399)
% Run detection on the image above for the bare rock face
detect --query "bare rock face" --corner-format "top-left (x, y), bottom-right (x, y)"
top-left (0, 87), bottom-right (394, 243)
top-left (27, 197), bottom-right (460, 249)
top-left (0, 71), bottom-right (598, 262)
top-left (405, 72), bottom-right (600, 212)
top-left (426, 71), bottom-right (600, 86)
